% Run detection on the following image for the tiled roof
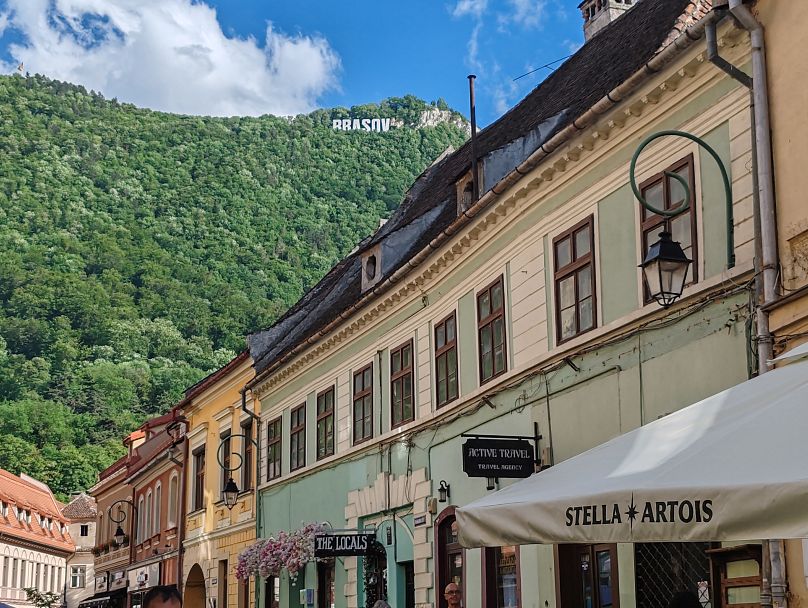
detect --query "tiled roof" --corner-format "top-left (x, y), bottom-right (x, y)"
top-left (62, 493), bottom-right (97, 520)
top-left (0, 469), bottom-right (75, 554)
top-left (248, 0), bottom-right (712, 378)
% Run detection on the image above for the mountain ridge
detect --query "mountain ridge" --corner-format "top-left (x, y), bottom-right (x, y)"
top-left (0, 73), bottom-right (468, 498)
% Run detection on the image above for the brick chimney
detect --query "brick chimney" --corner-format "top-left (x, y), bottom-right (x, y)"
top-left (579, 0), bottom-right (640, 40)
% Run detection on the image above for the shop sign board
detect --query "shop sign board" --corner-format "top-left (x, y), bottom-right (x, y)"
top-left (127, 563), bottom-right (160, 590)
top-left (109, 571), bottom-right (127, 591)
top-left (314, 533), bottom-right (375, 557)
top-left (462, 438), bottom-right (535, 478)
top-left (95, 574), bottom-right (109, 592)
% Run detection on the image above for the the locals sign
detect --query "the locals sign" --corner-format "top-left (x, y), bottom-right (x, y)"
top-left (314, 532), bottom-right (375, 557)
top-left (462, 438), bottom-right (535, 478)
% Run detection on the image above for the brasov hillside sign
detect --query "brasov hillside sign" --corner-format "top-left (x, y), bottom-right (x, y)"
top-left (332, 117), bottom-right (392, 132)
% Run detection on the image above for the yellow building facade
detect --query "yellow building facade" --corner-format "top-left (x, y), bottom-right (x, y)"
top-left (179, 352), bottom-right (259, 608)
top-left (756, 1), bottom-right (808, 606)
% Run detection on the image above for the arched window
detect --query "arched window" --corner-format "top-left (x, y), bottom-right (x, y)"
top-left (145, 491), bottom-right (153, 539)
top-left (435, 507), bottom-right (464, 608)
top-left (168, 474), bottom-right (179, 528)
top-left (137, 497), bottom-right (145, 544)
top-left (154, 483), bottom-right (162, 536)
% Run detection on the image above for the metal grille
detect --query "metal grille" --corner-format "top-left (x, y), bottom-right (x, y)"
top-left (634, 542), bottom-right (712, 608)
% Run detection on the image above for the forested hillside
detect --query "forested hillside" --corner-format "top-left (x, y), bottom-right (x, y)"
top-left (0, 74), bottom-right (468, 498)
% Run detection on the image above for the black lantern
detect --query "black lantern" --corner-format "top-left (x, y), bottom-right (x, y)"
top-left (438, 480), bottom-right (450, 503)
top-left (114, 525), bottom-right (126, 546)
top-left (223, 477), bottom-right (240, 510)
top-left (640, 231), bottom-right (691, 308)
top-left (486, 477), bottom-right (497, 491)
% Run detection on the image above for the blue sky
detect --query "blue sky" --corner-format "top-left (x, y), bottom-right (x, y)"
top-left (0, 0), bottom-right (583, 126)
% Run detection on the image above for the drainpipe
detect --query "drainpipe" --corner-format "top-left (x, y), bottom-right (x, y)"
top-left (239, 387), bottom-right (261, 608)
top-left (177, 432), bottom-right (188, 594)
top-left (711, 2), bottom-right (783, 605)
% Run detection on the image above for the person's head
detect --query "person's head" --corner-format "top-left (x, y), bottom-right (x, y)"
top-left (668, 591), bottom-right (700, 608)
top-left (143, 586), bottom-right (182, 608)
top-left (444, 582), bottom-right (461, 607)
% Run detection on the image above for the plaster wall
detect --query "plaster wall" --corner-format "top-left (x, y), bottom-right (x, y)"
top-left (181, 357), bottom-right (257, 608)
top-left (756, 0), bottom-right (808, 293)
top-left (252, 21), bottom-right (759, 608)
top-left (0, 541), bottom-right (68, 606)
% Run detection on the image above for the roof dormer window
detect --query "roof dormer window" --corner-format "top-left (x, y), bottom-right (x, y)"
top-left (456, 167), bottom-right (483, 217)
top-left (360, 244), bottom-right (382, 293)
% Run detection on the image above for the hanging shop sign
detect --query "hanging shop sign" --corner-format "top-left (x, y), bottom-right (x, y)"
top-left (95, 574), bottom-right (109, 593)
top-left (127, 563), bottom-right (160, 591)
top-left (109, 570), bottom-right (127, 591)
top-left (462, 438), bottom-right (536, 478)
top-left (314, 532), bottom-right (376, 557)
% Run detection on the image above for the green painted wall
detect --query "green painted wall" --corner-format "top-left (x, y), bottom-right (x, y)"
top-left (701, 123), bottom-right (733, 278)
top-left (458, 289), bottom-right (477, 396)
top-left (598, 184), bottom-right (639, 325)
top-left (253, 72), bottom-right (751, 608)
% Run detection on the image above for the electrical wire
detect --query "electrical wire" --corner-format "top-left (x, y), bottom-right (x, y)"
top-left (513, 54), bottom-right (574, 82)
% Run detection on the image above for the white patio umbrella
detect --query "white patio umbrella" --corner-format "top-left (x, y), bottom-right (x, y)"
top-left (456, 357), bottom-right (808, 548)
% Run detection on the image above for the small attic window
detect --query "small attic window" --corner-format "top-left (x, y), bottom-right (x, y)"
top-left (456, 167), bottom-right (482, 216)
top-left (365, 255), bottom-right (377, 281)
top-left (361, 244), bottom-right (383, 293)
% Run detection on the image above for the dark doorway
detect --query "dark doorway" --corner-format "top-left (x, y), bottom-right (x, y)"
top-left (317, 561), bottom-right (335, 608)
top-left (557, 544), bottom-right (620, 608)
top-left (402, 561), bottom-right (415, 608)
top-left (364, 540), bottom-right (388, 608)
top-left (264, 577), bottom-right (279, 608)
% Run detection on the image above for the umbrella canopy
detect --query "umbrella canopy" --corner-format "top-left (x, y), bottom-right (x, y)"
top-left (457, 358), bottom-right (808, 548)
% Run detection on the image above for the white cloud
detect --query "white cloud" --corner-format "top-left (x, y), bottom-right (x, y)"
top-left (451, 0), bottom-right (488, 76)
top-left (498, 0), bottom-right (547, 31)
top-left (0, 0), bottom-right (341, 117)
top-left (452, 0), bottom-right (488, 19)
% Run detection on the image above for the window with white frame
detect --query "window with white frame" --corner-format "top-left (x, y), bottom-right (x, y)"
top-left (145, 491), bottom-right (153, 539)
top-left (137, 497), bottom-right (145, 543)
top-left (70, 566), bottom-right (86, 589)
top-left (154, 483), bottom-right (162, 536)
top-left (168, 473), bottom-right (178, 528)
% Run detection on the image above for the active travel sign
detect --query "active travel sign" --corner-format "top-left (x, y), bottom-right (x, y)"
top-left (462, 438), bottom-right (536, 478)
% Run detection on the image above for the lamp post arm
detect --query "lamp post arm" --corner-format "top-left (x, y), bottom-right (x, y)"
top-left (108, 499), bottom-right (138, 545)
top-left (217, 432), bottom-right (259, 477)
top-left (629, 129), bottom-right (735, 269)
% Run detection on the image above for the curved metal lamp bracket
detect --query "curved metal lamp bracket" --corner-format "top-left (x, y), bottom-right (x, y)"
top-left (108, 499), bottom-right (135, 525)
top-left (629, 129), bottom-right (735, 269)
top-left (217, 432), bottom-right (258, 476)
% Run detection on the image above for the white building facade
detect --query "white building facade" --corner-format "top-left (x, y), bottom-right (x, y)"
top-left (63, 494), bottom-right (97, 608)
top-left (0, 470), bottom-right (75, 608)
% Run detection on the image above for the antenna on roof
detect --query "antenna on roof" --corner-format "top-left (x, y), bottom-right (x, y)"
top-left (513, 54), bottom-right (573, 82)
top-left (468, 74), bottom-right (479, 203)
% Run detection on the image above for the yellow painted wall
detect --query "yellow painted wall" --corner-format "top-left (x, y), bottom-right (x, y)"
top-left (757, 0), bottom-right (808, 294)
top-left (756, 3), bottom-right (808, 603)
top-left (181, 354), bottom-right (259, 608)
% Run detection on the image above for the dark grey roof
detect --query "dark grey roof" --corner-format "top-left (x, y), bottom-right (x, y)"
top-left (248, 0), bottom-right (703, 377)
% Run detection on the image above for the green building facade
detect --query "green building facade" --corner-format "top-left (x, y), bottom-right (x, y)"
top-left (246, 3), bottom-right (761, 607)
